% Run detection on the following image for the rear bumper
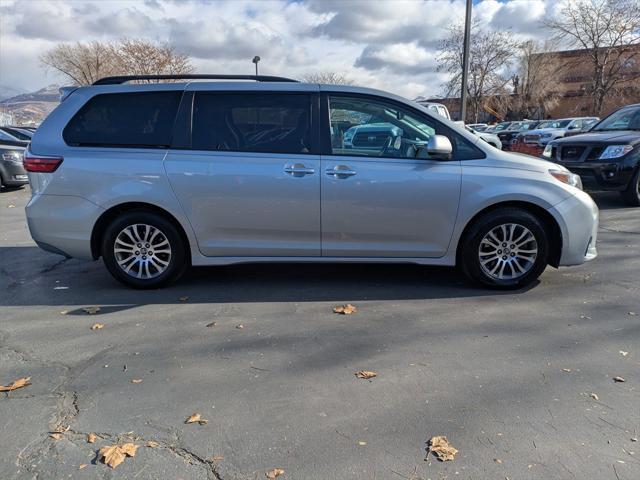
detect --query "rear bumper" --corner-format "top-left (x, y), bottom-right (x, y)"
top-left (26, 194), bottom-right (103, 260)
top-left (548, 189), bottom-right (599, 266)
top-left (0, 161), bottom-right (29, 186)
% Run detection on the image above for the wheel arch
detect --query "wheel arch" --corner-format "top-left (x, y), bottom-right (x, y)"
top-left (91, 202), bottom-right (192, 263)
top-left (456, 201), bottom-right (563, 268)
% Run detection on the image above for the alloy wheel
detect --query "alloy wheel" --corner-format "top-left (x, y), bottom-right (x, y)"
top-left (478, 223), bottom-right (538, 280)
top-left (113, 224), bottom-right (172, 279)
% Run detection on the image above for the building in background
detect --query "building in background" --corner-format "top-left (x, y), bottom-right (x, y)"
top-left (429, 44), bottom-right (640, 122)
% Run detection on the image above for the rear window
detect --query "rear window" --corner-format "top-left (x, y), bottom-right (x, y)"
top-left (192, 92), bottom-right (312, 154)
top-left (63, 91), bottom-right (182, 148)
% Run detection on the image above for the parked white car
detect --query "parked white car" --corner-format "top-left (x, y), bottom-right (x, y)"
top-left (519, 117), bottom-right (599, 146)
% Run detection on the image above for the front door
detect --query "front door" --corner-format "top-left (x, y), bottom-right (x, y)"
top-left (320, 93), bottom-right (464, 258)
top-left (165, 91), bottom-right (320, 257)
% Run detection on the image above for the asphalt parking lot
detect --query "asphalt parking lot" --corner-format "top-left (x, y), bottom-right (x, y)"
top-left (1, 186), bottom-right (638, 480)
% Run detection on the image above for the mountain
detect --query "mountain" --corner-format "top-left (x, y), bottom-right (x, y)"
top-left (0, 85), bottom-right (28, 102)
top-left (0, 85), bottom-right (60, 126)
top-left (0, 84), bottom-right (61, 104)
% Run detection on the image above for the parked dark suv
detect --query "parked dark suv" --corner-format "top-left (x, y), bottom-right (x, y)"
top-left (543, 104), bottom-right (640, 206)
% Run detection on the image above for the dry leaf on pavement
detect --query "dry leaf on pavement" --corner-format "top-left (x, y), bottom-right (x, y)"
top-left (79, 464), bottom-right (87, 470)
top-left (590, 393), bottom-right (599, 401)
top-left (98, 443), bottom-right (139, 469)
top-left (50, 432), bottom-right (63, 440)
top-left (90, 323), bottom-right (104, 330)
top-left (236, 324), bottom-right (244, 329)
top-left (206, 322), bottom-right (217, 328)
top-left (562, 368), bottom-right (571, 373)
top-left (629, 312), bottom-right (637, 316)
top-left (613, 376), bottom-right (626, 382)
top-left (83, 306), bottom-right (101, 315)
top-left (146, 440), bottom-right (159, 448)
top-left (619, 351), bottom-right (629, 357)
top-left (266, 468), bottom-right (285, 479)
top-left (333, 304), bottom-right (357, 315)
top-left (494, 458), bottom-right (503, 464)
top-left (211, 455), bottom-right (224, 462)
top-left (427, 436), bottom-right (458, 462)
top-left (131, 379), bottom-right (143, 384)
top-left (87, 432), bottom-right (97, 443)
top-left (0, 376), bottom-right (31, 392)
top-left (355, 370), bottom-right (378, 379)
top-left (185, 413), bottom-right (208, 425)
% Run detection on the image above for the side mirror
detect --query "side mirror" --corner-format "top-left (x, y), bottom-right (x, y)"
top-left (424, 134), bottom-right (453, 159)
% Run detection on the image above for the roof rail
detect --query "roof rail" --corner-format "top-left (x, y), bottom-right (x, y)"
top-left (92, 74), bottom-right (299, 85)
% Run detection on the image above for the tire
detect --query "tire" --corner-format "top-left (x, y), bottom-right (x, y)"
top-left (620, 168), bottom-right (640, 207)
top-left (101, 210), bottom-right (188, 289)
top-left (458, 208), bottom-right (549, 289)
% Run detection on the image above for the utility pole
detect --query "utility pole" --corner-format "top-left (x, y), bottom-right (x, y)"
top-left (460, 0), bottom-right (472, 123)
top-left (252, 56), bottom-right (261, 76)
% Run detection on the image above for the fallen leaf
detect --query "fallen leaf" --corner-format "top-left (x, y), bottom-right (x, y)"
top-left (0, 376), bottom-right (31, 392)
top-left (629, 312), bottom-right (637, 316)
top-left (79, 464), bottom-right (88, 470)
top-left (613, 376), bottom-right (626, 383)
top-left (427, 435), bottom-right (458, 462)
top-left (562, 368), bottom-right (571, 373)
top-left (211, 455), bottom-right (224, 462)
top-left (619, 351), bottom-right (629, 357)
top-left (83, 306), bottom-right (101, 315)
top-left (60, 310), bottom-right (69, 315)
top-left (206, 322), bottom-right (217, 328)
top-left (185, 413), bottom-right (208, 425)
top-left (87, 432), bottom-right (97, 443)
top-left (90, 323), bottom-right (104, 331)
top-left (8, 204), bottom-right (16, 208)
top-left (494, 458), bottom-right (503, 464)
top-left (179, 296), bottom-right (189, 302)
top-left (236, 324), bottom-right (244, 329)
top-left (358, 441), bottom-right (367, 446)
top-left (146, 440), bottom-right (159, 448)
top-left (355, 370), bottom-right (377, 379)
top-left (266, 468), bottom-right (285, 479)
top-left (50, 433), bottom-right (63, 440)
top-left (98, 443), bottom-right (138, 469)
top-left (590, 393), bottom-right (599, 401)
top-left (131, 379), bottom-right (143, 384)
top-left (631, 437), bottom-right (638, 442)
top-left (333, 304), bottom-right (357, 315)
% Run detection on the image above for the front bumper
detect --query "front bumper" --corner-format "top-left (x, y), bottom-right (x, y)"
top-left (562, 162), bottom-right (636, 192)
top-left (548, 189), bottom-right (598, 266)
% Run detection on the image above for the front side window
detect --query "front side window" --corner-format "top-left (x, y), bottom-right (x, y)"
top-left (192, 93), bottom-right (312, 154)
top-left (63, 91), bottom-right (182, 148)
top-left (329, 95), bottom-right (482, 160)
top-left (592, 107), bottom-right (640, 131)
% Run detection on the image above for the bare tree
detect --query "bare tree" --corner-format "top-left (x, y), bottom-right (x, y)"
top-left (41, 41), bottom-right (118, 85)
top-left (544, 0), bottom-right (640, 115)
top-left (41, 39), bottom-right (194, 85)
top-left (301, 71), bottom-right (353, 85)
top-left (513, 40), bottom-right (565, 119)
top-left (438, 21), bottom-right (519, 122)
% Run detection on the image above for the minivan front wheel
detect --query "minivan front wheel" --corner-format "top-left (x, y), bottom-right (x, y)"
top-left (459, 208), bottom-right (549, 289)
top-left (102, 211), bottom-right (187, 289)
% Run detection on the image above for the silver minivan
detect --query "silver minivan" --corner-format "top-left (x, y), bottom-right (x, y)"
top-left (25, 74), bottom-right (598, 289)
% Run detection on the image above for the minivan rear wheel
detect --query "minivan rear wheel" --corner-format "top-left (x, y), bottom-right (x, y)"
top-left (102, 211), bottom-right (187, 289)
top-left (459, 208), bottom-right (549, 289)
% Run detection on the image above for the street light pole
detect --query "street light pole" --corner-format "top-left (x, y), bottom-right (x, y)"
top-left (460, 0), bottom-right (472, 123)
top-left (252, 56), bottom-right (261, 76)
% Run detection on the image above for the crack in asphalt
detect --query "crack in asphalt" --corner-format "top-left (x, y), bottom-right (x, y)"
top-left (2, 332), bottom-right (226, 480)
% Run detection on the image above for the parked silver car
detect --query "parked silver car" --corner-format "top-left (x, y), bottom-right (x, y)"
top-left (25, 74), bottom-right (598, 289)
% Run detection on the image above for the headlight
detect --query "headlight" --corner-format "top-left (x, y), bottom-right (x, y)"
top-left (542, 144), bottom-right (553, 158)
top-left (549, 168), bottom-right (583, 190)
top-left (1, 151), bottom-right (23, 164)
top-left (599, 144), bottom-right (633, 160)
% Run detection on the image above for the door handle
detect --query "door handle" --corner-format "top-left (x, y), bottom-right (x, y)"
top-left (284, 163), bottom-right (315, 177)
top-left (326, 165), bottom-right (357, 178)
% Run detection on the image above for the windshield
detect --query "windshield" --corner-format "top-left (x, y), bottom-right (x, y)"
top-left (592, 107), bottom-right (640, 131)
top-left (493, 122), bottom-right (512, 131)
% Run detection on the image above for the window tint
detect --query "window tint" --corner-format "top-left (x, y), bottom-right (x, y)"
top-left (192, 93), bottom-right (312, 154)
top-left (329, 95), bottom-right (483, 160)
top-left (64, 91), bottom-right (181, 148)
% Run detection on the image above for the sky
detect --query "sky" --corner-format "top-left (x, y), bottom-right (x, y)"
top-left (0, 0), bottom-right (562, 99)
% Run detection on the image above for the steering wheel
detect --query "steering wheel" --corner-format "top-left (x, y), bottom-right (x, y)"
top-left (379, 134), bottom-right (397, 157)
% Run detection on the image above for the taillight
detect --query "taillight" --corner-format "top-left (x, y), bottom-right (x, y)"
top-left (23, 149), bottom-right (63, 173)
